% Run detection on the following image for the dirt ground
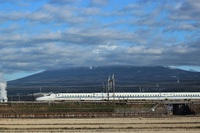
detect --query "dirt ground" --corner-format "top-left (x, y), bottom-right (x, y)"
top-left (0, 117), bottom-right (200, 132)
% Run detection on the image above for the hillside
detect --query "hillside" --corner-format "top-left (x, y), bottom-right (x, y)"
top-left (7, 66), bottom-right (200, 95)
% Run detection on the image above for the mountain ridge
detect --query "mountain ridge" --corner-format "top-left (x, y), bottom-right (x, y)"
top-left (7, 66), bottom-right (200, 95)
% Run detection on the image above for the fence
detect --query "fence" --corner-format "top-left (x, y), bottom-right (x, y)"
top-left (0, 112), bottom-right (164, 118)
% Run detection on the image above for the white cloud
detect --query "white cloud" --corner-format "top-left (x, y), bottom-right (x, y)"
top-left (0, 0), bottom-right (200, 78)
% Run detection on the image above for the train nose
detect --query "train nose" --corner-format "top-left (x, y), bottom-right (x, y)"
top-left (35, 97), bottom-right (46, 101)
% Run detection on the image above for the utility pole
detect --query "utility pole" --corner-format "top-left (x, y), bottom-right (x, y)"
top-left (107, 76), bottom-right (110, 102)
top-left (112, 74), bottom-right (115, 101)
top-left (107, 74), bottom-right (116, 103)
top-left (17, 93), bottom-right (20, 102)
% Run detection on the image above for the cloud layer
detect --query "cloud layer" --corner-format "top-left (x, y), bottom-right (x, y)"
top-left (0, 0), bottom-right (200, 75)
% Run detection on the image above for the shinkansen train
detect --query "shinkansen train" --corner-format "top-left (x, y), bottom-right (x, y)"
top-left (35, 92), bottom-right (200, 101)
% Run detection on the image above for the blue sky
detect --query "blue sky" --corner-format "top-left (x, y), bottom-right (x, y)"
top-left (0, 0), bottom-right (200, 81)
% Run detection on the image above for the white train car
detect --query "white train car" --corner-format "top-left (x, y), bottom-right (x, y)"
top-left (36, 92), bottom-right (200, 101)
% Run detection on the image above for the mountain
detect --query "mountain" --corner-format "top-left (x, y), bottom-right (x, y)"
top-left (7, 66), bottom-right (200, 95)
